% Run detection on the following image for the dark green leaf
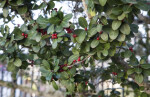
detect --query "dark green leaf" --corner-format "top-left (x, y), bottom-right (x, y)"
top-left (78, 17), bottom-right (88, 28)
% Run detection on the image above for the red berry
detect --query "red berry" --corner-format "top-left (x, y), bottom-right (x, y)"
top-left (115, 73), bottom-right (118, 75)
top-left (69, 67), bottom-right (72, 69)
top-left (112, 72), bottom-right (117, 76)
top-left (31, 60), bottom-right (34, 64)
top-left (67, 30), bottom-right (72, 33)
top-left (64, 64), bottom-right (68, 66)
top-left (77, 57), bottom-right (80, 61)
top-left (52, 34), bottom-right (57, 39)
top-left (24, 34), bottom-right (28, 38)
top-left (85, 81), bottom-right (88, 85)
top-left (85, 28), bottom-right (87, 31)
top-left (18, 24), bottom-right (20, 27)
top-left (54, 33), bottom-right (57, 36)
top-left (73, 60), bottom-right (76, 63)
top-left (54, 36), bottom-right (57, 39)
top-left (54, 8), bottom-right (57, 11)
top-left (22, 33), bottom-right (25, 36)
top-left (40, 29), bottom-right (44, 33)
top-left (129, 47), bottom-right (133, 52)
top-left (98, 96), bottom-right (101, 97)
top-left (97, 37), bottom-right (100, 40)
top-left (99, 31), bottom-right (103, 34)
top-left (44, 31), bottom-right (47, 35)
top-left (65, 28), bottom-right (70, 31)
top-left (73, 34), bottom-right (77, 38)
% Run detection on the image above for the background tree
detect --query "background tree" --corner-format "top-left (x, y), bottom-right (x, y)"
top-left (0, 0), bottom-right (150, 97)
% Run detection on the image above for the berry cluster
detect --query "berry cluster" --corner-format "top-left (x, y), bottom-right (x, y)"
top-left (73, 57), bottom-right (81, 63)
top-left (58, 64), bottom-right (72, 72)
top-left (99, 31), bottom-right (103, 34)
top-left (85, 81), bottom-right (88, 85)
top-left (85, 27), bottom-right (87, 31)
top-left (37, 29), bottom-right (47, 35)
top-left (51, 33), bottom-right (57, 39)
top-left (96, 31), bottom-right (103, 40)
top-left (112, 72), bottom-right (117, 76)
top-left (73, 34), bottom-right (77, 38)
top-left (22, 33), bottom-right (28, 38)
top-left (65, 27), bottom-right (72, 33)
top-left (129, 47), bottom-right (133, 52)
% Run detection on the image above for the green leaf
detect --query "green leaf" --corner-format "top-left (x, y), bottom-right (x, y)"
top-left (141, 64), bottom-right (150, 69)
top-left (120, 23), bottom-right (131, 35)
top-left (49, 17), bottom-right (61, 24)
top-left (112, 6), bottom-right (122, 15)
top-left (17, 0), bottom-right (24, 5)
top-left (40, 67), bottom-right (49, 76)
top-left (46, 72), bottom-right (53, 81)
top-left (47, 24), bottom-right (54, 34)
top-left (124, 50), bottom-right (132, 58)
top-left (37, 15), bottom-right (49, 25)
top-left (135, 74), bottom-right (143, 84)
top-left (52, 80), bottom-right (58, 90)
top-left (60, 72), bottom-right (69, 79)
top-left (127, 68), bottom-right (134, 75)
top-left (101, 16), bottom-right (107, 25)
top-left (91, 40), bottom-right (99, 48)
top-left (63, 14), bottom-right (72, 21)
top-left (88, 27), bottom-right (97, 37)
top-left (143, 69), bottom-right (150, 76)
top-left (18, 5), bottom-right (27, 14)
top-left (99, 0), bottom-right (107, 6)
top-left (130, 55), bottom-right (139, 66)
top-left (112, 20), bottom-right (121, 30)
top-left (68, 54), bottom-right (79, 65)
top-left (0, 1), bottom-right (6, 8)
top-left (109, 29), bottom-right (119, 40)
top-left (47, 1), bottom-right (55, 10)
top-left (130, 24), bottom-right (139, 33)
top-left (117, 34), bottom-right (126, 42)
top-left (55, 25), bottom-right (63, 32)
top-left (60, 21), bottom-right (69, 28)
top-left (14, 58), bottom-right (22, 67)
top-left (3, 8), bottom-right (9, 17)
top-left (35, 33), bottom-right (41, 42)
top-left (20, 24), bottom-right (27, 32)
top-left (135, 68), bottom-right (142, 74)
top-left (108, 47), bottom-right (116, 56)
top-left (13, 28), bottom-right (24, 40)
top-left (141, 92), bottom-right (148, 97)
top-left (121, 0), bottom-right (137, 4)
top-left (101, 32), bottom-right (108, 41)
top-left (102, 49), bottom-right (108, 56)
top-left (61, 80), bottom-right (75, 92)
top-left (135, 2), bottom-right (150, 11)
top-left (57, 31), bottom-right (66, 36)
top-left (39, 2), bottom-right (47, 9)
top-left (78, 17), bottom-right (88, 28)
top-left (52, 39), bottom-right (58, 49)
top-left (33, 46), bottom-right (40, 53)
top-left (97, 24), bottom-right (102, 32)
top-left (76, 31), bottom-right (86, 43)
top-left (118, 13), bottom-right (126, 20)
top-left (42, 60), bottom-right (50, 69)
top-left (104, 43), bottom-right (110, 50)
top-left (54, 66), bottom-right (59, 72)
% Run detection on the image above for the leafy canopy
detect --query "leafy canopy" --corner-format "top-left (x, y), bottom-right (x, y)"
top-left (0, 0), bottom-right (150, 96)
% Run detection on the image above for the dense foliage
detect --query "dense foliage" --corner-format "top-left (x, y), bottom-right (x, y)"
top-left (0, 0), bottom-right (150, 96)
